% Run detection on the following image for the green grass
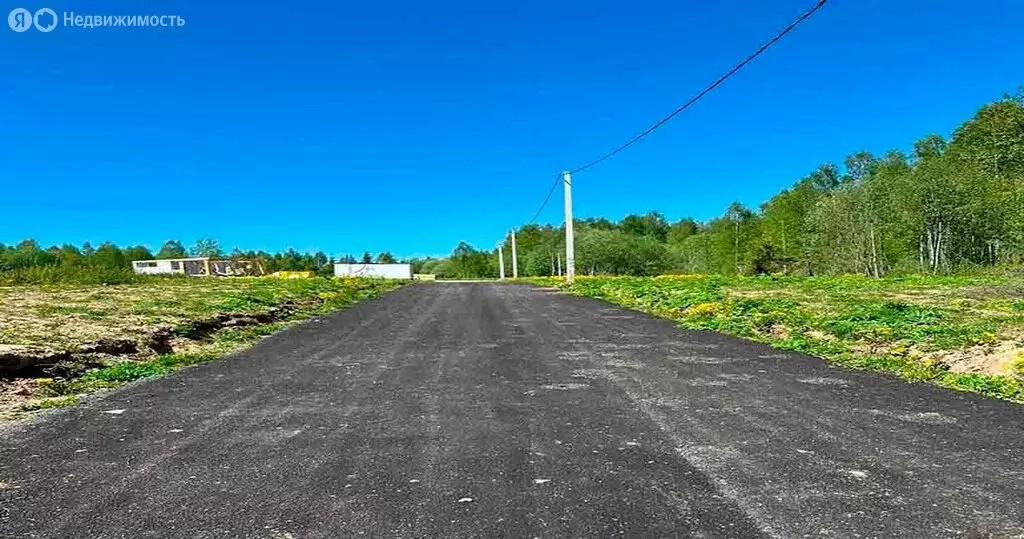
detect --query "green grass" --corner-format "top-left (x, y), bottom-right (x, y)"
top-left (83, 351), bottom-right (221, 383)
top-left (77, 323), bottom-right (289, 385)
top-left (17, 395), bottom-right (80, 412)
top-left (529, 275), bottom-right (1024, 403)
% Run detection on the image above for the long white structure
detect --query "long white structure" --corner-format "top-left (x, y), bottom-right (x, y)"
top-left (333, 263), bottom-right (412, 279)
top-left (132, 257), bottom-right (208, 275)
top-left (132, 258), bottom-right (264, 277)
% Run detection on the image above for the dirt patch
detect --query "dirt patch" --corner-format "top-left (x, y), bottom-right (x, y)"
top-left (0, 345), bottom-right (71, 377)
top-left (0, 301), bottom-right (306, 380)
top-left (0, 305), bottom-right (301, 418)
top-left (806, 329), bottom-right (837, 342)
top-left (769, 324), bottom-right (792, 339)
top-left (873, 290), bottom-right (947, 306)
top-left (0, 378), bottom-right (36, 404)
top-left (79, 338), bottom-right (139, 356)
top-left (0, 340), bottom-right (141, 378)
top-left (0, 378), bottom-right (42, 418)
top-left (958, 284), bottom-right (1024, 301)
top-left (146, 327), bottom-right (174, 354)
top-left (930, 339), bottom-right (1024, 375)
top-left (174, 301), bottom-right (300, 340)
top-left (1, 278), bottom-right (404, 421)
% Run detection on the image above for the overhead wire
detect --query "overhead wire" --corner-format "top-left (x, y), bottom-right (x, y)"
top-left (516, 0), bottom-right (828, 230)
top-left (525, 172), bottom-right (564, 225)
top-left (569, 0), bottom-right (828, 174)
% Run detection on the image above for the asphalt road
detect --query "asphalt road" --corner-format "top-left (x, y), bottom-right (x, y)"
top-left (2, 283), bottom-right (1023, 538)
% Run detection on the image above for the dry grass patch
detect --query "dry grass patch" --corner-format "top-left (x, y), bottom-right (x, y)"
top-left (0, 277), bottom-right (405, 420)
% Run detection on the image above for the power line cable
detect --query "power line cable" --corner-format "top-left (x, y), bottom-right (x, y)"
top-left (515, 0), bottom-right (827, 232)
top-left (525, 172), bottom-right (564, 225)
top-left (569, 0), bottom-right (828, 174)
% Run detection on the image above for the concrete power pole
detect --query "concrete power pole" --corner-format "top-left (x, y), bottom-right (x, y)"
top-left (498, 245), bottom-right (505, 280)
top-left (563, 171), bottom-right (576, 283)
top-left (510, 229), bottom-right (519, 278)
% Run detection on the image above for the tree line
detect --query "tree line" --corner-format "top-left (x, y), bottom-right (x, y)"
top-left (455, 90), bottom-right (1022, 278)
top-left (4, 91), bottom-right (1021, 282)
top-left (0, 237), bottom-right (403, 279)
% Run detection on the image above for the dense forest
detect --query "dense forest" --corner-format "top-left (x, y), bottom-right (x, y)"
top-left (3, 92), bottom-right (1021, 282)
top-left (470, 91), bottom-right (1023, 278)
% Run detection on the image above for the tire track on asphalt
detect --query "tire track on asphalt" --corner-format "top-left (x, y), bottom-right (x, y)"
top-left (524, 285), bottom-right (1024, 538)
top-left (515, 286), bottom-right (779, 538)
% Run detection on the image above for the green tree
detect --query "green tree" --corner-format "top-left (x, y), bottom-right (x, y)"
top-left (122, 245), bottom-right (154, 263)
top-left (667, 218), bottom-right (699, 247)
top-left (621, 212), bottom-right (670, 241)
top-left (446, 242), bottom-right (494, 279)
top-left (55, 244), bottom-right (84, 267)
top-left (190, 239), bottom-right (222, 258)
top-left (91, 242), bottom-right (127, 269)
top-left (156, 240), bottom-right (187, 259)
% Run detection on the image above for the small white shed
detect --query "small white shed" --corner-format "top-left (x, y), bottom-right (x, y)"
top-left (333, 263), bottom-right (412, 279)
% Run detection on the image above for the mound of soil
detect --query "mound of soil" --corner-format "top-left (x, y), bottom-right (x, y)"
top-left (0, 345), bottom-right (70, 378)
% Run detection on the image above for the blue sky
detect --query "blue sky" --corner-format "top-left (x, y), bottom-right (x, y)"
top-left (2, 0), bottom-right (1021, 258)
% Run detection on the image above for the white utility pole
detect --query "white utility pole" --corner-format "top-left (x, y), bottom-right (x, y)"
top-left (556, 253), bottom-right (562, 277)
top-left (563, 171), bottom-right (576, 282)
top-left (498, 245), bottom-right (506, 280)
top-left (510, 229), bottom-right (519, 278)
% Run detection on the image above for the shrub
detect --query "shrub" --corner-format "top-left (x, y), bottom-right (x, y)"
top-left (0, 266), bottom-right (151, 286)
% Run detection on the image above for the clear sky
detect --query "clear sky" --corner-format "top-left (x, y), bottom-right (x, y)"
top-left (2, 0), bottom-right (1021, 258)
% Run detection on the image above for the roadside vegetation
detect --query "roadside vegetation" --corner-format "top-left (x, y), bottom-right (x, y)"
top-left (0, 277), bottom-right (403, 420)
top-left (420, 89), bottom-right (1024, 403)
top-left (0, 237), bottom-right (408, 285)
top-left (417, 91), bottom-right (1023, 280)
top-left (529, 275), bottom-right (1024, 402)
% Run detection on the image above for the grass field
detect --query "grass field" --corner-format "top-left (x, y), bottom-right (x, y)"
top-left (528, 275), bottom-right (1024, 403)
top-left (0, 277), bottom-right (404, 419)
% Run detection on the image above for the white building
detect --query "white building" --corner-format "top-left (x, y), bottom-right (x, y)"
top-left (132, 258), bottom-right (208, 275)
top-left (132, 258), bottom-right (264, 277)
top-left (333, 263), bottom-right (412, 279)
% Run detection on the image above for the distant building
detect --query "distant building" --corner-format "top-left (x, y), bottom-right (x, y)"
top-left (132, 258), bottom-right (265, 277)
top-left (132, 257), bottom-right (204, 275)
top-left (334, 263), bottom-right (412, 279)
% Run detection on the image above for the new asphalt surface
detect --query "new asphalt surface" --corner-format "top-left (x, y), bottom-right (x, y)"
top-left (1, 283), bottom-right (1023, 538)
